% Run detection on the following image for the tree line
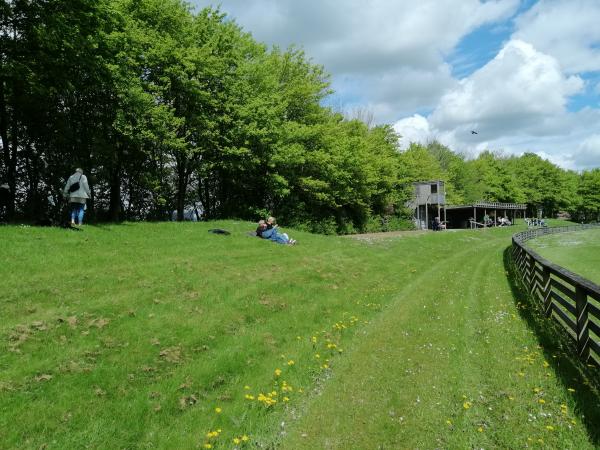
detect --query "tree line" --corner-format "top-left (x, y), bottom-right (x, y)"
top-left (1, 0), bottom-right (599, 232)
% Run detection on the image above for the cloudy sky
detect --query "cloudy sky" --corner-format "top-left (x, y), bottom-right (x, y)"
top-left (190, 0), bottom-right (600, 171)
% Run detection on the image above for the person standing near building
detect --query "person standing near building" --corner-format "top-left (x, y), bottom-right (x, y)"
top-left (0, 183), bottom-right (10, 222)
top-left (63, 168), bottom-right (91, 226)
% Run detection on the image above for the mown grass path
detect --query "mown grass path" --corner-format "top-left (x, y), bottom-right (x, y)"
top-left (0, 222), bottom-right (598, 449)
top-left (281, 229), bottom-right (599, 449)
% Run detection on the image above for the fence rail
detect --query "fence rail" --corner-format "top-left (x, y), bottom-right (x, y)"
top-left (512, 223), bottom-right (600, 366)
top-left (474, 201), bottom-right (527, 210)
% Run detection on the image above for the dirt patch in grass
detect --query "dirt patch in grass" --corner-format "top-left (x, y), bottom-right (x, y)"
top-left (345, 230), bottom-right (428, 241)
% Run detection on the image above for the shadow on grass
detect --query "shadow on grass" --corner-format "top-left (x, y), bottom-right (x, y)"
top-left (503, 246), bottom-right (600, 445)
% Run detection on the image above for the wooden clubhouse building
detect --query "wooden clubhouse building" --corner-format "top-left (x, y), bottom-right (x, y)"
top-left (410, 181), bottom-right (527, 230)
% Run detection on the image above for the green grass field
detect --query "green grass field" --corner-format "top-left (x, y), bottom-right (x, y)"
top-left (1, 222), bottom-right (598, 449)
top-left (527, 228), bottom-right (600, 285)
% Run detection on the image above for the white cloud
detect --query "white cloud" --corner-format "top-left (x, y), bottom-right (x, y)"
top-left (393, 114), bottom-right (431, 149)
top-left (192, 0), bottom-right (520, 122)
top-left (333, 63), bottom-right (457, 120)
top-left (575, 134), bottom-right (600, 169)
top-left (513, 0), bottom-right (600, 73)
top-left (394, 40), bottom-right (600, 170)
top-left (430, 40), bottom-right (583, 134)
top-left (196, 0), bottom-right (519, 72)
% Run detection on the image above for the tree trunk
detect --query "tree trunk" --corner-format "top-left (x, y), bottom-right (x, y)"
top-left (24, 140), bottom-right (41, 220)
top-left (109, 144), bottom-right (122, 222)
top-left (0, 78), bottom-right (17, 220)
top-left (176, 162), bottom-right (187, 221)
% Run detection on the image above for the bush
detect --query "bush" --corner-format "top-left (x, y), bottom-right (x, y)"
top-left (363, 215), bottom-right (415, 233)
top-left (291, 217), bottom-right (339, 235)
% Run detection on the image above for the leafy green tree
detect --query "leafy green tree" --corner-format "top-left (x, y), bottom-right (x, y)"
top-left (508, 153), bottom-right (567, 217)
top-left (1, 0), bottom-right (114, 220)
top-left (425, 141), bottom-right (472, 205)
top-left (576, 169), bottom-right (600, 222)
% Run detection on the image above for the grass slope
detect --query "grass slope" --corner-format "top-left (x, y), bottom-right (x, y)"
top-left (0, 222), bottom-right (598, 449)
top-left (280, 227), bottom-right (599, 449)
top-left (527, 228), bottom-right (600, 285)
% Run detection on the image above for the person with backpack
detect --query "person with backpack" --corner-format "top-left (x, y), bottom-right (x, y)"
top-left (0, 183), bottom-right (10, 222)
top-left (63, 168), bottom-right (91, 226)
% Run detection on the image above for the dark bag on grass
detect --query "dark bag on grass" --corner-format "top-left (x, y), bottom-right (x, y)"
top-left (68, 173), bottom-right (83, 193)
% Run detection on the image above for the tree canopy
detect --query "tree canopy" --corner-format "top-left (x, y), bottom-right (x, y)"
top-left (1, 0), bottom-right (597, 232)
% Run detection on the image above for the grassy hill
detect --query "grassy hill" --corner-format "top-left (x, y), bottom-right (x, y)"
top-left (0, 222), bottom-right (598, 449)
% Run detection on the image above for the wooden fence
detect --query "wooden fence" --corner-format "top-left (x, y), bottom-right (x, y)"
top-left (512, 224), bottom-right (600, 366)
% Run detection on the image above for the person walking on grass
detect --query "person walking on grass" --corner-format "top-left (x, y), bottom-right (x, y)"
top-left (63, 168), bottom-right (91, 226)
top-left (0, 183), bottom-right (10, 222)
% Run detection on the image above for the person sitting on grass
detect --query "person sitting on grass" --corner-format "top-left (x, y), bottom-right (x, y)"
top-left (256, 219), bottom-right (266, 237)
top-left (257, 218), bottom-right (296, 245)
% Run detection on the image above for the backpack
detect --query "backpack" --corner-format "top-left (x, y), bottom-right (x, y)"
top-left (68, 173), bottom-right (83, 193)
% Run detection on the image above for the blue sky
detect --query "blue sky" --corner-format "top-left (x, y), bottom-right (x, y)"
top-left (190, 0), bottom-right (600, 170)
top-left (449, 22), bottom-right (513, 80)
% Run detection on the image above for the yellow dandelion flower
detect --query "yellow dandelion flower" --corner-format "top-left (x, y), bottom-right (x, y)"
top-left (538, 399), bottom-right (546, 404)
top-left (518, 372), bottom-right (525, 377)
top-left (315, 354), bottom-right (320, 359)
top-left (244, 385), bottom-right (251, 390)
top-left (283, 396), bottom-right (290, 402)
top-left (233, 437), bottom-right (241, 445)
top-left (245, 394), bottom-right (255, 400)
top-left (322, 364), bottom-right (329, 369)
top-left (478, 427), bottom-right (484, 432)
top-left (274, 368), bottom-right (282, 377)
top-left (287, 360), bottom-right (295, 366)
top-left (241, 435), bottom-right (249, 442)
top-left (546, 425), bottom-right (554, 431)
top-left (446, 420), bottom-right (452, 425)
top-left (533, 387), bottom-right (541, 393)
top-left (215, 407), bottom-right (222, 414)
top-left (311, 336), bottom-right (317, 343)
top-left (204, 444), bottom-right (212, 449)
top-left (463, 401), bottom-right (472, 409)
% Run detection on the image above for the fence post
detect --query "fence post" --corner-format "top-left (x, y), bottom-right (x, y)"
top-left (542, 267), bottom-right (552, 316)
top-left (575, 286), bottom-right (590, 360)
